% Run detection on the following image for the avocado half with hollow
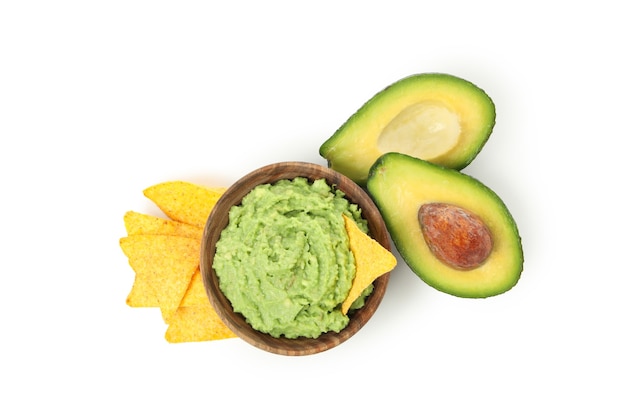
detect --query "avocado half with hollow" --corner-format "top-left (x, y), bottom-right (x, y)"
top-left (320, 73), bottom-right (496, 186)
top-left (367, 153), bottom-right (523, 298)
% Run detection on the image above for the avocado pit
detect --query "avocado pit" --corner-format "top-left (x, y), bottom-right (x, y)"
top-left (418, 202), bottom-right (493, 270)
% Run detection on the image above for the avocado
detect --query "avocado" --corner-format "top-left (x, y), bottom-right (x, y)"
top-left (320, 73), bottom-right (496, 186)
top-left (367, 153), bottom-right (523, 298)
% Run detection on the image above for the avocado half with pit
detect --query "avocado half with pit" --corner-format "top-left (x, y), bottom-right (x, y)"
top-left (320, 73), bottom-right (496, 186)
top-left (367, 153), bottom-right (523, 298)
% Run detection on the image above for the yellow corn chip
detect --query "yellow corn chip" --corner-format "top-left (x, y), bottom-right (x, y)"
top-left (121, 235), bottom-right (200, 322)
top-left (180, 268), bottom-right (209, 307)
top-left (165, 305), bottom-right (237, 343)
top-left (123, 211), bottom-right (203, 240)
top-left (341, 215), bottom-right (397, 315)
top-left (143, 181), bottom-right (227, 228)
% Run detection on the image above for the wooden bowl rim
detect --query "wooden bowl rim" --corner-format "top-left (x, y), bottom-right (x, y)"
top-left (201, 161), bottom-right (391, 356)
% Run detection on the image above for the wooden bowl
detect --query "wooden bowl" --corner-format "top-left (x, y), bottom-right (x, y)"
top-left (201, 162), bottom-right (391, 355)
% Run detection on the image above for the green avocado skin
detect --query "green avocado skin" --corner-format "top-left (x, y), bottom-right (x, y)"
top-left (367, 153), bottom-right (523, 298)
top-left (320, 73), bottom-right (496, 186)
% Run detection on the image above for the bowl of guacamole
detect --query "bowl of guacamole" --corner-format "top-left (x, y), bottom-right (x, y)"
top-left (201, 162), bottom-right (392, 355)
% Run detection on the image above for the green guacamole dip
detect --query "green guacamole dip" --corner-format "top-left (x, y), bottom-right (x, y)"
top-left (212, 177), bottom-right (370, 339)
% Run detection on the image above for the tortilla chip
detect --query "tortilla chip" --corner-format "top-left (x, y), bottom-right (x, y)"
top-left (165, 305), bottom-right (237, 343)
top-left (143, 181), bottom-right (227, 228)
top-left (121, 235), bottom-right (200, 322)
top-left (123, 211), bottom-right (203, 240)
top-left (341, 215), bottom-right (397, 315)
top-left (180, 268), bottom-right (209, 307)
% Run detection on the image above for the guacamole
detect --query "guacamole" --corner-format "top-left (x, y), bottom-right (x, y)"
top-left (212, 177), bottom-right (369, 339)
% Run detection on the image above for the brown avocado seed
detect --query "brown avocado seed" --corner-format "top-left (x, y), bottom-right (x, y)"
top-left (418, 203), bottom-right (493, 270)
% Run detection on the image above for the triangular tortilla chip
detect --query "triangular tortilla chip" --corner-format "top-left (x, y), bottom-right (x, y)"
top-left (180, 268), bottom-right (209, 307)
top-left (165, 305), bottom-right (237, 343)
top-left (123, 211), bottom-right (203, 240)
top-left (341, 215), bottom-right (397, 315)
top-left (143, 181), bottom-right (226, 228)
top-left (121, 235), bottom-right (200, 322)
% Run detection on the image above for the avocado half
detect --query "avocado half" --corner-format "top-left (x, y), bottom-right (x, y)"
top-left (320, 73), bottom-right (496, 186)
top-left (367, 153), bottom-right (523, 298)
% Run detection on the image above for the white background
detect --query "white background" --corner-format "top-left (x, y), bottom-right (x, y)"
top-left (2, 1), bottom-right (624, 415)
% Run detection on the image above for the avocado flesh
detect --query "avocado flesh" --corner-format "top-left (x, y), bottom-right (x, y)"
top-left (320, 73), bottom-right (496, 186)
top-left (367, 153), bottom-right (523, 298)
top-left (378, 100), bottom-right (462, 160)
